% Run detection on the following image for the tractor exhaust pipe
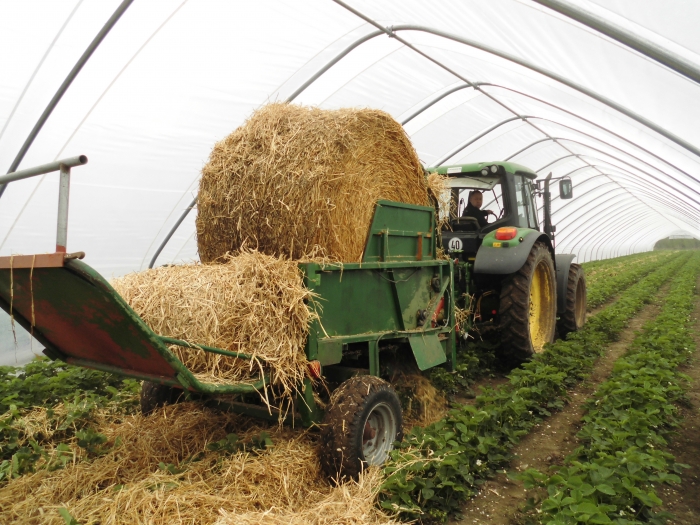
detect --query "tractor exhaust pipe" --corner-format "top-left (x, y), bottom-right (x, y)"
top-left (543, 172), bottom-right (555, 240)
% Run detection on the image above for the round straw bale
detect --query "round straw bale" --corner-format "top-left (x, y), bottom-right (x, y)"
top-left (196, 103), bottom-right (429, 263)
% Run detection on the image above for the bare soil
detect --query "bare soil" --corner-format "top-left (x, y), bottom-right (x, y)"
top-left (658, 276), bottom-right (700, 524)
top-left (451, 291), bottom-right (668, 525)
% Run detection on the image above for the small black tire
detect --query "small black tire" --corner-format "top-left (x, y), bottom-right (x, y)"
top-left (557, 263), bottom-right (587, 338)
top-left (320, 376), bottom-right (403, 481)
top-left (499, 242), bottom-right (557, 362)
top-left (140, 381), bottom-right (185, 415)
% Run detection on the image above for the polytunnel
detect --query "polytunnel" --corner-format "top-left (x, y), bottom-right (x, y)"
top-left (1, 0), bottom-right (700, 362)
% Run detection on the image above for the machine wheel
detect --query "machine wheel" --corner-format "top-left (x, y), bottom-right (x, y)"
top-left (499, 242), bottom-right (557, 361)
top-left (557, 263), bottom-right (587, 338)
top-left (140, 381), bottom-right (185, 415)
top-left (320, 376), bottom-right (403, 481)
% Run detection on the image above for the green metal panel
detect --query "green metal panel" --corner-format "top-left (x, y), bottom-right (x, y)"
top-left (363, 200), bottom-right (436, 262)
top-left (316, 339), bottom-right (343, 366)
top-left (303, 264), bottom-right (439, 336)
top-left (408, 334), bottom-right (447, 370)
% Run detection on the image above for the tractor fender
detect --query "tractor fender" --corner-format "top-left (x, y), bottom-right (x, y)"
top-left (555, 253), bottom-right (577, 315)
top-left (473, 229), bottom-right (552, 275)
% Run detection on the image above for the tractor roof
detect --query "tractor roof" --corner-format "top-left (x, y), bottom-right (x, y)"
top-left (428, 162), bottom-right (538, 180)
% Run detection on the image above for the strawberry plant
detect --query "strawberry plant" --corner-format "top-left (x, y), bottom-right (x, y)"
top-left (584, 252), bottom-right (681, 309)
top-left (379, 253), bottom-right (692, 521)
top-left (0, 358), bottom-right (140, 482)
top-left (521, 252), bottom-right (700, 525)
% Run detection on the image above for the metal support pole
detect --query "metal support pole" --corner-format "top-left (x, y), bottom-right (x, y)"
top-left (430, 115), bottom-right (525, 167)
top-left (480, 83), bottom-right (697, 183)
top-left (56, 164), bottom-right (71, 253)
top-left (0, 0), bottom-right (133, 200)
top-left (0, 155), bottom-right (87, 185)
top-left (148, 195), bottom-right (198, 268)
top-left (532, 0), bottom-right (700, 86)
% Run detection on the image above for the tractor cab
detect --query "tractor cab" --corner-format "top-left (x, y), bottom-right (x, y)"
top-left (432, 162), bottom-right (540, 261)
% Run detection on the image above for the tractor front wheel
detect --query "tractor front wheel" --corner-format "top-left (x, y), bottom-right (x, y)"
top-left (140, 381), bottom-right (185, 415)
top-left (320, 376), bottom-right (403, 481)
top-left (557, 263), bottom-right (587, 338)
top-left (499, 242), bottom-right (557, 362)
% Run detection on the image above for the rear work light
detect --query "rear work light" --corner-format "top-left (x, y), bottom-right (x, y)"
top-left (495, 227), bottom-right (518, 241)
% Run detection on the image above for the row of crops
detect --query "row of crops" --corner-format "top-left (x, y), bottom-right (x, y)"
top-left (0, 250), bottom-right (697, 524)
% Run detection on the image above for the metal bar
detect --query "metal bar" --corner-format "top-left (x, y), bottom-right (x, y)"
top-left (591, 216), bottom-right (665, 261)
top-left (479, 83), bottom-right (697, 185)
top-left (401, 83), bottom-right (472, 125)
top-left (388, 24), bottom-right (700, 159)
top-left (553, 182), bottom-right (695, 232)
top-left (285, 29), bottom-right (384, 102)
top-left (509, 124), bottom-right (700, 201)
top-left (532, 0), bottom-right (700, 86)
top-left (567, 205), bottom-right (652, 256)
top-left (566, 206), bottom-right (650, 256)
top-left (547, 138), bottom-right (700, 206)
top-left (205, 399), bottom-right (297, 425)
top-left (557, 177), bottom-right (700, 224)
top-left (0, 0), bottom-right (133, 199)
top-left (431, 115), bottom-right (525, 167)
top-left (159, 336), bottom-right (253, 360)
top-left (0, 155), bottom-right (87, 185)
top-left (531, 118), bottom-right (700, 190)
top-left (592, 220), bottom-right (659, 261)
top-left (546, 171), bottom-right (700, 222)
top-left (148, 195), bottom-right (197, 268)
top-left (504, 137), bottom-right (552, 161)
top-left (56, 164), bottom-right (70, 253)
top-left (537, 154), bottom-right (579, 172)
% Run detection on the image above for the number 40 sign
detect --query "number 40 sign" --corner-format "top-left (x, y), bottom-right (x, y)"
top-left (448, 237), bottom-right (463, 251)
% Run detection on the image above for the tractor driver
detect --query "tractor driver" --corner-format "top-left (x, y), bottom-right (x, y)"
top-left (462, 190), bottom-right (496, 227)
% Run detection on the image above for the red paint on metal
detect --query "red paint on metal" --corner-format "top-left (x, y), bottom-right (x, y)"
top-left (431, 296), bottom-right (445, 328)
top-left (1, 267), bottom-right (179, 380)
top-left (0, 253), bottom-right (64, 269)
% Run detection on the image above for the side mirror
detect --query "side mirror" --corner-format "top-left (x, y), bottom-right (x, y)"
top-left (559, 178), bottom-right (573, 199)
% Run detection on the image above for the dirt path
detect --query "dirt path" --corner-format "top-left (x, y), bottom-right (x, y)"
top-left (451, 289), bottom-right (668, 525)
top-left (658, 276), bottom-right (700, 524)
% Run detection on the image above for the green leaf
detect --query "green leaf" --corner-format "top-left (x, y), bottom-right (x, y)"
top-left (58, 508), bottom-right (80, 525)
top-left (595, 484), bottom-right (616, 496)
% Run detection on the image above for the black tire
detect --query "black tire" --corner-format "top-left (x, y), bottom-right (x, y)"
top-left (140, 381), bottom-right (185, 415)
top-left (499, 242), bottom-right (557, 362)
top-left (557, 263), bottom-right (587, 338)
top-left (320, 376), bottom-right (403, 481)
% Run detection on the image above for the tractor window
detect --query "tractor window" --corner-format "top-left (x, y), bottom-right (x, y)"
top-left (514, 175), bottom-right (538, 229)
top-left (526, 181), bottom-right (539, 229)
top-left (457, 184), bottom-right (503, 222)
top-left (438, 175), bottom-right (503, 227)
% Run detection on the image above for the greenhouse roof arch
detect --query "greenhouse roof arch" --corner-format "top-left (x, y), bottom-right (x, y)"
top-left (1, 0), bottom-right (699, 275)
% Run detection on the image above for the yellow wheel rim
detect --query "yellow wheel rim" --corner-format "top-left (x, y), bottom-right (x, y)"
top-left (529, 260), bottom-right (555, 352)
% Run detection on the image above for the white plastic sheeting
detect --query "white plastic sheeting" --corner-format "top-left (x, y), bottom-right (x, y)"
top-left (1, 0), bottom-right (699, 277)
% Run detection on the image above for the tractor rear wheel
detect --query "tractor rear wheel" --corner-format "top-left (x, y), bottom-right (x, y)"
top-left (499, 242), bottom-right (557, 361)
top-left (320, 375), bottom-right (403, 481)
top-left (140, 381), bottom-right (185, 415)
top-left (557, 263), bottom-right (587, 338)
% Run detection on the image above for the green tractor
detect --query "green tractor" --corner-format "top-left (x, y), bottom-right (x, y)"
top-left (429, 162), bottom-right (587, 361)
